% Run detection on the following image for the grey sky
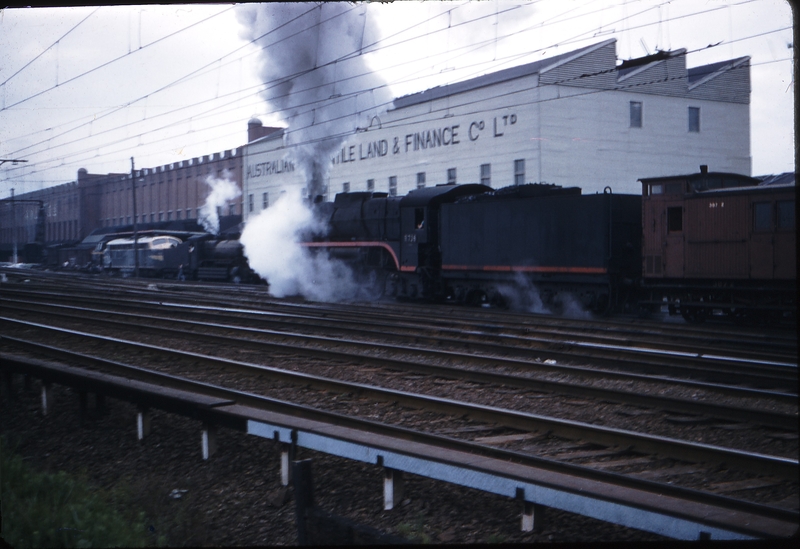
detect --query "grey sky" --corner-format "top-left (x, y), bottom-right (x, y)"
top-left (0, 1), bottom-right (793, 199)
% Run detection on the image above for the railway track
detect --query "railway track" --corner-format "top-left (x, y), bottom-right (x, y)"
top-left (1, 341), bottom-right (797, 540)
top-left (1, 270), bottom-right (797, 540)
top-left (0, 300), bottom-right (796, 422)
top-left (5, 268), bottom-right (796, 360)
top-left (1, 286), bottom-right (795, 391)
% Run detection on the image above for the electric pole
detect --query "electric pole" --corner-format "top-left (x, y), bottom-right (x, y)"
top-left (2, 158), bottom-right (27, 264)
top-left (10, 187), bottom-right (17, 264)
top-left (131, 157), bottom-right (139, 278)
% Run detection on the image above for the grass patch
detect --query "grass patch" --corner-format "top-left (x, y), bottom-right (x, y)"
top-left (1, 439), bottom-right (151, 548)
top-left (395, 514), bottom-right (432, 544)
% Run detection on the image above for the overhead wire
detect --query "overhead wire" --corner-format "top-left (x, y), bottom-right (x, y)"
top-left (0, 6), bottom-right (101, 87)
top-left (7, 45), bottom-right (789, 189)
top-left (0, 4), bottom-right (239, 112)
top-left (0, 1), bottom-right (792, 190)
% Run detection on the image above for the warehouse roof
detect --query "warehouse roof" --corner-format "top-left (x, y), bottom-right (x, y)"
top-left (756, 172), bottom-right (795, 186)
top-left (394, 38), bottom-right (749, 109)
top-left (393, 39), bottom-right (615, 109)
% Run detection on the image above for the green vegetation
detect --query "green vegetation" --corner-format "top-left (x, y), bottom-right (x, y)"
top-left (395, 515), bottom-right (432, 544)
top-left (0, 443), bottom-right (151, 548)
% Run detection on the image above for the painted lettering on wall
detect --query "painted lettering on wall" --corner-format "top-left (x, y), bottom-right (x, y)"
top-left (246, 159), bottom-right (295, 180)
top-left (328, 112), bottom-right (518, 166)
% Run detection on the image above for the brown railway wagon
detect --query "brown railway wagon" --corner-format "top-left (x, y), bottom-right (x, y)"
top-left (640, 166), bottom-right (795, 322)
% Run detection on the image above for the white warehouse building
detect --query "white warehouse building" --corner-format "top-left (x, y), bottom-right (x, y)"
top-left (242, 38), bottom-right (750, 220)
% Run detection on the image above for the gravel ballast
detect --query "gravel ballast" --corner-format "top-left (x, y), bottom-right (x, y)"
top-left (2, 378), bottom-right (672, 545)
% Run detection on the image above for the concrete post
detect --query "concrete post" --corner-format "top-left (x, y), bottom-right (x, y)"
top-left (40, 382), bottom-right (52, 415)
top-left (383, 468), bottom-right (404, 510)
top-left (280, 443), bottom-right (293, 486)
top-left (521, 500), bottom-right (545, 533)
top-left (202, 423), bottom-right (218, 460)
top-left (137, 407), bottom-right (151, 440)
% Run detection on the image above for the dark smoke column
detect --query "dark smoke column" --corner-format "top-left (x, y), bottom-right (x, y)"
top-left (237, 3), bottom-right (390, 200)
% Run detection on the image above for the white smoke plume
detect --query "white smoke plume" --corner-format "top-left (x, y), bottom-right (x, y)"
top-left (240, 189), bottom-right (364, 302)
top-left (236, 3), bottom-right (391, 301)
top-left (236, 2), bottom-right (390, 198)
top-left (199, 170), bottom-right (241, 235)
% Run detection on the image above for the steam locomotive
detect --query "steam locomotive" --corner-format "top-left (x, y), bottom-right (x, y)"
top-left (100, 232), bottom-right (257, 283)
top-left (309, 182), bottom-right (642, 314)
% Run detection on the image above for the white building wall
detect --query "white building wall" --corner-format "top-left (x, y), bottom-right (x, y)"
top-left (243, 42), bottom-right (751, 221)
top-left (536, 87), bottom-right (750, 193)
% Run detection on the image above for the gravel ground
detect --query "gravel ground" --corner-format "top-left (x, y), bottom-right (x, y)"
top-left (2, 377), bottom-right (675, 546)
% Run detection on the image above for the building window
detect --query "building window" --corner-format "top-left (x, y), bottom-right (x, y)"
top-left (343, 182), bottom-right (350, 193)
top-left (416, 172), bottom-right (426, 189)
top-left (514, 159), bottom-right (525, 186)
top-left (389, 176), bottom-right (397, 196)
top-left (630, 101), bottom-right (642, 128)
top-left (480, 163), bottom-right (491, 186)
top-left (754, 202), bottom-right (772, 231)
top-left (262, 192), bottom-right (269, 209)
top-left (688, 107), bottom-right (700, 132)
top-left (229, 204), bottom-right (236, 215)
top-left (167, 211), bottom-right (172, 221)
top-left (176, 210), bottom-right (182, 220)
top-left (667, 207), bottom-right (682, 232)
top-left (159, 212), bottom-right (164, 221)
top-left (777, 200), bottom-right (795, 230)
top-left (367, 179), bottom-right (375, 191)
top-left (248, 194), bottom-right (254, 212)
top-left (447, 168), bottom-right (456, 185)
top-left (186, 209), bottom-right (192, 219)
top-left (150, 213), bottom-right (155, 223)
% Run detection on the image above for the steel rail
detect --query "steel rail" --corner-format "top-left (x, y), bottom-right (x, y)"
top-left (262, 300), bottom-right (799, 357)
top-left (1, 292), bottom-right (795, 391)
top-left (0, 344), bottom-right (796, 541)
top-left (1, 301), bottom-right (797, 429)
top-left (17, 280), bottom-right (800, 357)
top-left (1, 302), bottom-right (796, 410)
top-left (1, 322), bottom-right (797, 480)
top-left (140, 297), bottom-right (797, 365)
top-left (3, 280), bottom-right (795, 359)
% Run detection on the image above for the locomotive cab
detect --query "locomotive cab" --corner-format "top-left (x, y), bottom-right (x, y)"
top-left (396, 184), bottom-right (492, 298)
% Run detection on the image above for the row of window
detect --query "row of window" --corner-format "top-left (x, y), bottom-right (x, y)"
top-left (104, 169), bottom-right (235, 199)
top-left (665, 200), bottom-right (795, 233)
top-left (244, 160), bottom-right (528, 214)
top-left (630, 102), bottom-right (700, 132)
top-left (342, 160), bottom-right (527, 197)
top-left (102, 204), bottom-right (239, 227)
